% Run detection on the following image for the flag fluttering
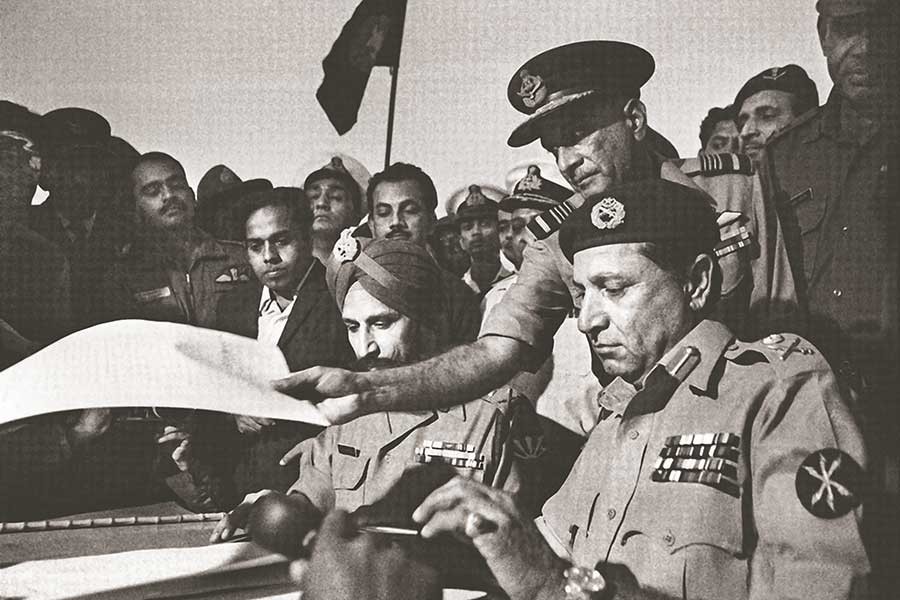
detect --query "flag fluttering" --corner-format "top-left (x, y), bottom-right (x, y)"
top-left (316, 0), bottom-right (408, 135)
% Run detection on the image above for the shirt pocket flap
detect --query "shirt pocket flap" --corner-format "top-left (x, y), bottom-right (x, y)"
top-left (332, 455), bottom-right (370, 491)
top-left (793, 189), bottom-right (825, 237)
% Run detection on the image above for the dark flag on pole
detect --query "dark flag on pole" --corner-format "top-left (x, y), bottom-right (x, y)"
top-left (316, 0), bottom-right (408, 135)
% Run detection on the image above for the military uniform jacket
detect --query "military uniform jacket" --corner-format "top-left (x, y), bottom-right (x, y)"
top-left (98, 230), bottom-right (250, 328)
top-left (760, 92), bottom-right (898, 367)
top-left (539, 320), bottom-right (869, 599)
top-left (480, 148), bottom-right (799, 371)
top-left (288, 388), bottom-right (554, 515)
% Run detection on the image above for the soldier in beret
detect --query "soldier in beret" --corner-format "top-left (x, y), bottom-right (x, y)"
top-left (212, 237), bottom-right (563, 543)
top-left (304, 156), bottom-right (366, 264)
top-left (413, 180), bottom-right (869, 600)
top-left (759, 0), bottom-right (900, 594)
top-left (96, 151), bottom-right (251, 328)
top-left (274, 40), bottom-right (799, 431)
top-left (734, 64), bottom-right (819, 164)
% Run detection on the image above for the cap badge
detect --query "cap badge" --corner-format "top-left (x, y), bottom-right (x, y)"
top-left (518, 165), bottom-right (543, 191)
top-left (466, 184), bottom-right (486, 206)
top-left (329, 156), bottom-right (348, 173)
top-left (332, 228), bottom-right (361, 263)
top-left (517, 69), bottom-right (548, 109)
top-left (591, 197), bottom-right (626, 230)
top-left (763, 67), bottom-right (785, 81)
top-left (219, 169), bottom-right (237, 184)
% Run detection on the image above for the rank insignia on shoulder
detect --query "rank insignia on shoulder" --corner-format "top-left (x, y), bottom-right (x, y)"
top-left (795, 448), bottom-right (862, 519)
top-left (683, 153), bottom-right (755, 177)
top-left (525, 199), bottom-right (575, 240)
top-left (651, 432), bottom-right (741, 497)
top-left (415, 440), bottom-right (484, 470)
top-left (512, 435), bottom-right (547, 460)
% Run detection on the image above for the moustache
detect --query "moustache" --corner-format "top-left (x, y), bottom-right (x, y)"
top-left (351, 356), bottom-right (405, 372)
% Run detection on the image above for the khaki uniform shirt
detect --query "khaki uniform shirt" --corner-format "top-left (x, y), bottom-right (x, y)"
top-left (100, 230), bottom-right (250, 328)
top-left (539, 320), bottom-right (869, 599)
top-left (480, 152), bottom-right (799, 369)
top-left (288, 388), bottom-right (550, 514)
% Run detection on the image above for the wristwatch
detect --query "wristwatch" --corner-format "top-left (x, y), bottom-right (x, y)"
top-left (563, 565), bottom-right (607, 600)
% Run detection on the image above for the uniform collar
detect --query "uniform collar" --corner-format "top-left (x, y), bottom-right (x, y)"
top-left (596, 320), bottom-right (733, 416)
top-left (810, 90), bottom-right (881, 146)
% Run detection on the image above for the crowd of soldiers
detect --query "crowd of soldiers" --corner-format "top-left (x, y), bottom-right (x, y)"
top-left (1, 0), bottom-right (897, 598)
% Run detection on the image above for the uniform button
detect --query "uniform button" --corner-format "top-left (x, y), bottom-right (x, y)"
top-left (606, 508), bottom-right (617, 520)
top-left (841, 226), bottom-right (849, 232)
top-left (833, 289), bottom-right (843, 298)
top-left (628, 430), bottom-right (639, 440)
top-left (663, 531), bottom-right (675, 546)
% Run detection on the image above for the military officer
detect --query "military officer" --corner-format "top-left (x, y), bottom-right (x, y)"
top-left (211, 238), bottom-right (562, 543)
top-left (759, 0), bottom-right (899, 594)
top-left (97, 152), bottom-right (251, 327)
top-left (274, 40), bottom-right (799, 431)
top-left (413, 180), bottom-right (869, 600)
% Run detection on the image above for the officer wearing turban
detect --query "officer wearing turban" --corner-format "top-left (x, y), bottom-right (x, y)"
top-left (413, 179), bottom-right (869, 600)
top-left (212, 237), bottom-right (566, 544)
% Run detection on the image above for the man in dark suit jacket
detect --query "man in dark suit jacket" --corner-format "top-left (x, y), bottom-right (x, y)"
top-left (203, 187), bottom-right (353, 504)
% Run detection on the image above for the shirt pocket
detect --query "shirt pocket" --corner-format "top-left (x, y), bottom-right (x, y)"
top-left (332, 454), bottom-right (370, 511)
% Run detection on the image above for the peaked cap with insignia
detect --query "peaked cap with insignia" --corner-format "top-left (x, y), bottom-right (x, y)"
top-left (559, 179), bottom-right (718, 263)
top-left (506, 41), bottom-right (655, 147)
top-left (500, 165), bottom-right (573, 212)
top-left (734, 64), bottom-right (819, 117)
top-left (452, 184), bottom-right (501, 221)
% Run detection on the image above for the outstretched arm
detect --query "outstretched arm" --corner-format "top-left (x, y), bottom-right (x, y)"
top-left (274, 335), bottom-right (528, 424)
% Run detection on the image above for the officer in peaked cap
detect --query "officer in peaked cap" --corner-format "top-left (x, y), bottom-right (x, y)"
top-left (733, 64), bottom-right (819, 164)
top-left (196, 164), bottom-right (273, 241)
top-left (452, 185), bottom-right (513, 296)
top-left (272, 40), bottom-right (801, 455)
top-left (304, 156), bottom-right (367, 264)
top-left (412, 178), bottom-right (868, 600)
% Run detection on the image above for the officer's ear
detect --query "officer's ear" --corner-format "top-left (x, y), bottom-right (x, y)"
top-left (623, 99), bottom-right (647, 142)
top-left (685, 253), bottom-right (714, 313)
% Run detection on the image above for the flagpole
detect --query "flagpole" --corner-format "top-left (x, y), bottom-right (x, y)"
top-left (384, 64), bottom-right (399, 169)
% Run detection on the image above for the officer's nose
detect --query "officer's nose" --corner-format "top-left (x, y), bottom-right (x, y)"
top-left (312, 193), bottom-right (329, 212)
top-left (362, 332), bottom-right (380, 359)
top-left (577, 289), bottom-right (610, 336)
top-left (556, 145), bottom-right (583, 182)
top-left (389, 211), bottom-right (406, 229)
top-left (263, 241), bottom-right (281, 265)
top-left (739, 118), bottom-right (759, 145)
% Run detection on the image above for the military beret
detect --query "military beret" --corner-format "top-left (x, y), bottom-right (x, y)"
top-left (559, 179), bottom-right (719, 263)
top-left (196, 164), bottom-right (273, 236)
top-left (734, 64), bottom-right (819, 116)
top-left (507, 41), bottom-right (655, 148)
top-left (303, 156), bottom-right (364, 207)
top-left (41, 107), bottom-right (111, 155)
top-left (816, 0), bottom-right (884, 16)
top-left (327, 233), bottom-right (441, 324)
top-left (500, 165), bottom-right (572, 212)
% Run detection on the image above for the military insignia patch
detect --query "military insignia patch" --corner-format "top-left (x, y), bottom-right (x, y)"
top-left (332, 229), bottom-right (361, 263)
top-left (215, 266), bottom-right (252, 283)
top-left (518, 165), bottom-right (543, 191)
top-left (763, 66), bottom-right (786, 81)
top-left (590, 197), bottom-right (626, 230)
top-left (651, 432), bottom-right (741, 497)
top-left (512, 435), bottom-right (546, 460)
top-left (517, 69), bottom-right (547, 109)
top-left (133, 286), bottom-right (172, 303)
top-left (795, 448), bottom-right (863, 519)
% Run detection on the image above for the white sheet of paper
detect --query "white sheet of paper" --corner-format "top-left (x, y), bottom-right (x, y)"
top-left (0, 320), bottom-right (329, 427)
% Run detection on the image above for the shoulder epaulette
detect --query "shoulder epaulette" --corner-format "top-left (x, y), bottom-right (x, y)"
top-left (525, 198), bottom-right (575, 240)
top-left (681, 153), bottom-right (754, 178)
top-left (725, 333), bottom-right (828, 375)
